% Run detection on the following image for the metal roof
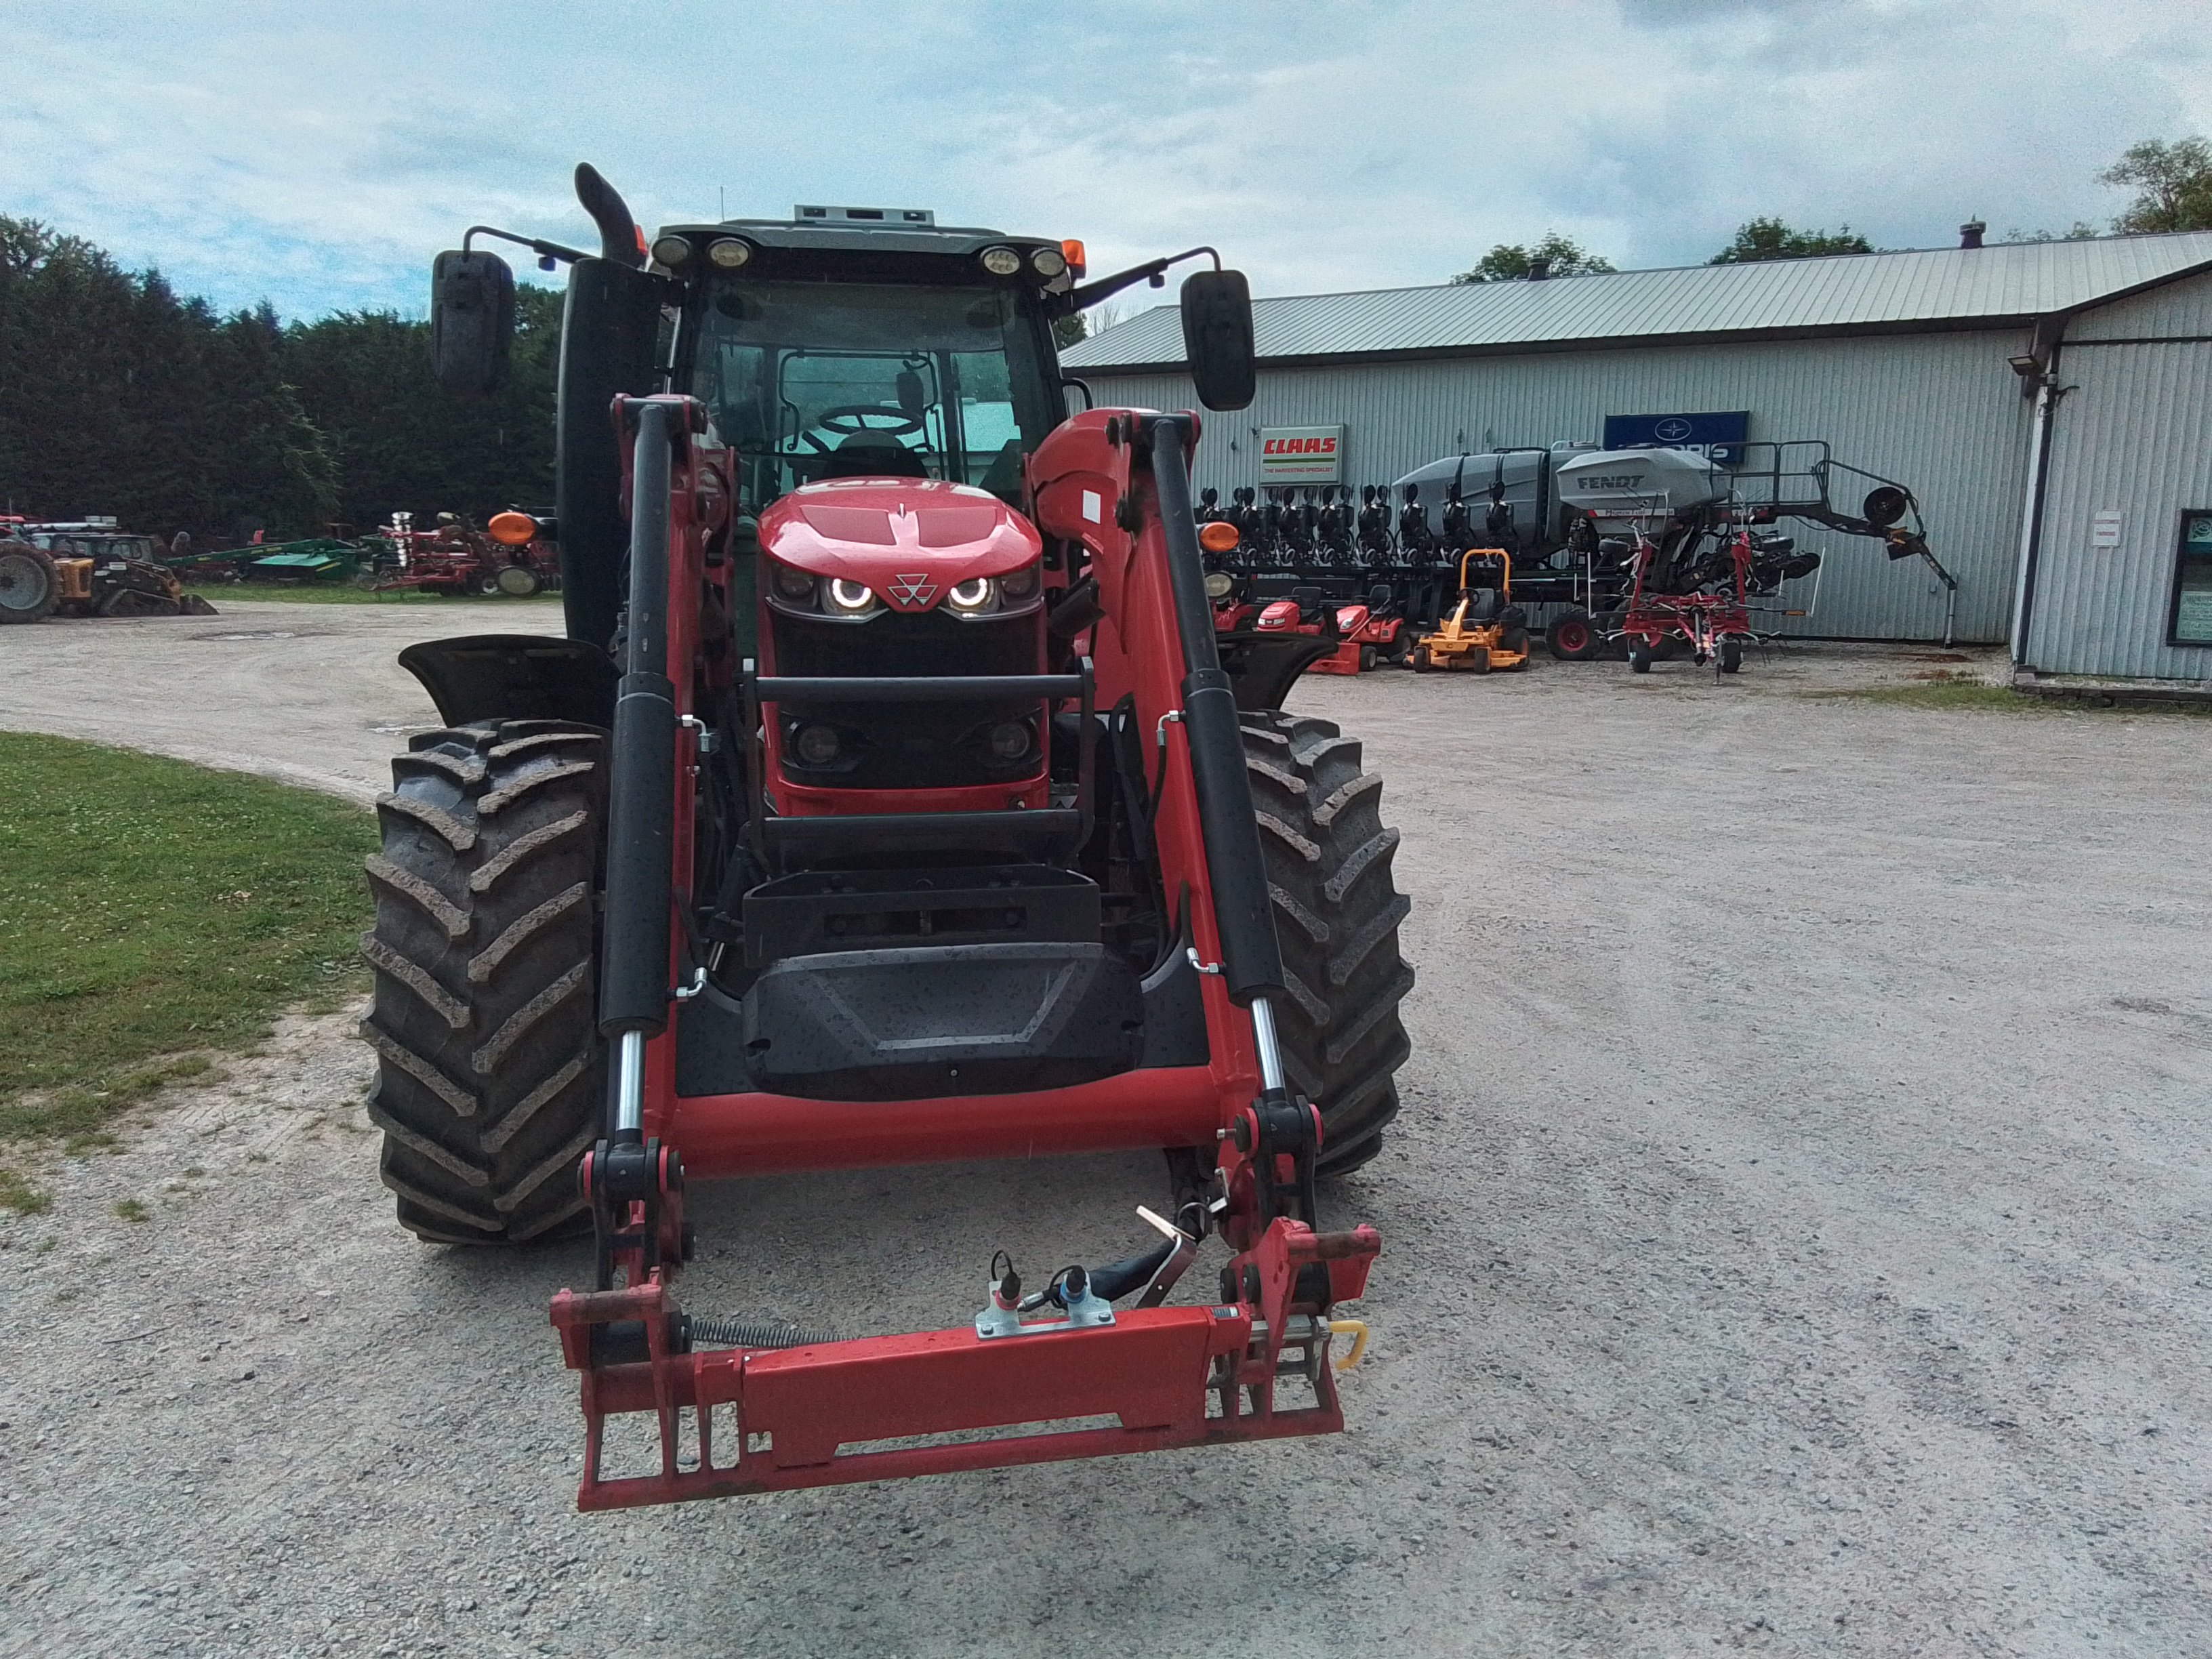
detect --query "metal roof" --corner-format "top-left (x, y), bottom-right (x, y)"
top-left (1061, 232), bottom-right (2212, 371)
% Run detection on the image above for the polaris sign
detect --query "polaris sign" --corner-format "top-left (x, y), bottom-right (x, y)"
top-left (1259, 425), bottom-right (1345, 483)
top-left (1601, 410), bottom-right (1748, 464)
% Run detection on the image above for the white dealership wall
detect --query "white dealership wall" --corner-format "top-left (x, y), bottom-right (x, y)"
top-left (1080, 331), bottom-right (2033, 643)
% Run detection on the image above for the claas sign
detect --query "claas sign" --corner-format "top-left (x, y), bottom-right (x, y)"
top-left (1258, 425), bottom-right (1345, 483)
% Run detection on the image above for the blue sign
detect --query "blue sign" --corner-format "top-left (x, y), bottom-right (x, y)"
top-left (1603, 410), bottom-right (1749, 464)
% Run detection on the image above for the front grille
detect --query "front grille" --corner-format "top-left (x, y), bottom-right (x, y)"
top-left (770, 609), bottom-right (1044, 791)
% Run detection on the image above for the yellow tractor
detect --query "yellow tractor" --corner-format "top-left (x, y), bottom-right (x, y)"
top-left (0, 523), bottom-right (216, 623)
top-left (1410, 548), bottom-right (1530, 673)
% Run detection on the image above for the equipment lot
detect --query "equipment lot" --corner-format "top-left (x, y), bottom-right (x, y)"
top-left (1, 604), bottom-right (2207, 1658)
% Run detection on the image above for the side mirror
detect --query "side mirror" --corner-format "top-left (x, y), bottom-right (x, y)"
top-left (430, 249), bottom-right (516, 397)
top-left (1179, 268), bottom-right (1255, 412)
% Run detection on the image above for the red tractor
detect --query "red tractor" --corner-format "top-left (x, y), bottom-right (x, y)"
top-left (371, 167), bottom-right (1412, 1509)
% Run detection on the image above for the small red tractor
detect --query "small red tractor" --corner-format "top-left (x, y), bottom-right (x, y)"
top-left (369, 167), bottom-right (1412, 1508)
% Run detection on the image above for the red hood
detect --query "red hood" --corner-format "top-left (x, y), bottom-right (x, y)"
top-left (759, 480), bottom-right (1041, 611)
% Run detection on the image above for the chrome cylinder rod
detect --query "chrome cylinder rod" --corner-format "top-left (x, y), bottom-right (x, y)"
top-left (1249, 994), bottom-right (1288, 1096)
top-left (614, 1029), bottom-right (647, 1136)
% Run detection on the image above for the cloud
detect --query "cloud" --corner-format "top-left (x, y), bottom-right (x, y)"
top-left (1, 0), bottom-right (2205, 319)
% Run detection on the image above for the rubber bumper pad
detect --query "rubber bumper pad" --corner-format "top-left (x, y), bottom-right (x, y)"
top-left (741, 941), bottom-right (1145, 1101)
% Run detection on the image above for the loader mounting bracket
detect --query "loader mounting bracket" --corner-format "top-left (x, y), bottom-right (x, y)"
top-left (581, 1136), bottom-right (688, 1291)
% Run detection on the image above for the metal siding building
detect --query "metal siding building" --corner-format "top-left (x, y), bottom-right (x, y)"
top-left (1065, 234), bottom-right (2212, 671)
top-left (2022, 276), bottom-right (2212, 680)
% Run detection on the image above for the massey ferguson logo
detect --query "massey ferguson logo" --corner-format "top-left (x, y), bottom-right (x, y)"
top-left (886, 573), bottom-right (937, 608)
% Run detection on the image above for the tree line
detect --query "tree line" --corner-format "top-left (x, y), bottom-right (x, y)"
top-left (1452, 135), bottom-right (2212, 283)
top-left (0, 216), bottom-right (560, 543)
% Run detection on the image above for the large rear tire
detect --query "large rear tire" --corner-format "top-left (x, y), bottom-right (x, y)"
top-left (360, 720), bottom-right (607, 1243)
top-left (0, 540), bottom-right (59, 624)
top-left (1240, 711), bottom-right (1414, 1176)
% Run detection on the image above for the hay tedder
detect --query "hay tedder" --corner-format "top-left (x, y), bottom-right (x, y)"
top-left (367, 167), bottom-right (1412, 1509)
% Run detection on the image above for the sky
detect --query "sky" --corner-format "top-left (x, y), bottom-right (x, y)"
top-left (4, 0), bottom-right (2208, 322)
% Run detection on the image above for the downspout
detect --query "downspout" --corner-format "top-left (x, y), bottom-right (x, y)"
top-left (2007, 316), bottom-right (2067, 667)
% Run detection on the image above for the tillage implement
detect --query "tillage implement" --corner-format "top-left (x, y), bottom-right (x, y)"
top-left (367, 167), bottom-right (1414, 1508)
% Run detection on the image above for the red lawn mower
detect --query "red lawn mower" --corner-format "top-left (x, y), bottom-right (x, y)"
top-left (368, 167), bottom-right (1412, 1509)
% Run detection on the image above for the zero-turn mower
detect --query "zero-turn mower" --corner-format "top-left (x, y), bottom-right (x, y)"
top-left (1409, 548), bottom-right (1529, 674)
top-left (364, 167), bottom-right (1413, 1509)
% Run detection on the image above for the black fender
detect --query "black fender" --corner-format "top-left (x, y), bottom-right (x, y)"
top-left (1214, 630), bottom-right (1338, 710)
top-left (397, 634), bottom-right (617, 729)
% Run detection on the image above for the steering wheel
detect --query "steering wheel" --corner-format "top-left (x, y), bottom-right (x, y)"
top-left (815, 405), bottom-right (925, 437)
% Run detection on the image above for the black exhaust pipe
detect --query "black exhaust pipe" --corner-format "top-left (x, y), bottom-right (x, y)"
top-left (575, 163), bottom-right (646, 268)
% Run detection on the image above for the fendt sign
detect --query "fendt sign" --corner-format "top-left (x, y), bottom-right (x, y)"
top-left (1259, 425), bottom-right (1346, 483)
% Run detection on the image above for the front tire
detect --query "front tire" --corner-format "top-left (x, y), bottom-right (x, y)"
top-left (360, 720), bottom-right (606, 1243)
top-left (1240, 711), bottom-right (1414, 1175)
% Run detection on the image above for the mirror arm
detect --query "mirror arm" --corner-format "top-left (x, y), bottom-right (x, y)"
top-left (1049, 246), bottom-right (1221, 317)
top-left (464, 225), bottom-right (590, 268)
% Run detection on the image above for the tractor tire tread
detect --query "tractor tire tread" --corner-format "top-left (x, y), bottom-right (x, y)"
top-left (1236, 710), bottom-right (1412, 1174)
top-left (361, 720), bottom-right (605, 1246)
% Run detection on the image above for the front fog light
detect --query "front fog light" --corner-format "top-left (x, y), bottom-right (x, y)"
top-left (987, 721), bottom-right (1031, 761)
top-left (794, 724), bottom-right (841, 766)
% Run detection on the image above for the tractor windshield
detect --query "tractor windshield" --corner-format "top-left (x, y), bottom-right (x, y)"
top-left (692, 279), bottom-right (1059, 512)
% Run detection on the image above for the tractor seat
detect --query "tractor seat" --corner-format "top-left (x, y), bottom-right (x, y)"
top-left (819, 436), bottom-right (930, 480)
top-left (1462, 587), bottom-right (1502, 622)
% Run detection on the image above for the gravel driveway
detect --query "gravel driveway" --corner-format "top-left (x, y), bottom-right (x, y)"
top-left (2, 607), bottom-right (2207, 1658)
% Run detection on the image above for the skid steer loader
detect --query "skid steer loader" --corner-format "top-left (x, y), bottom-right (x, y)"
top-left (366, 166), bottom-right (1413, 1508)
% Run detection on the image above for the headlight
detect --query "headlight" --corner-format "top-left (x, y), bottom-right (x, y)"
top-left (707, 237), bottom-right (752, 269)
top-left (827, 578), bottom-right (878, 614)
top-left (650, 235), bottom-right (693, 268)
top-left (979, 247), bottom-right (1023, 276)
top-left (946, 576), bottom-right (996, 613)
top-left (998, 562), bottom-right (1038, 601)
top-left (771, 563), bottom-right (817, 604)
top-left (1204, 572), bottom-right (1234, 599)
top-left (1029, 247), bottom-right (1066, 277)
top-left (987, 720), bottom-right (1032, 761)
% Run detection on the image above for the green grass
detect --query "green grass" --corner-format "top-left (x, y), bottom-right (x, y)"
top-left (0, 1167), bottom-right (51, 1215)
top-left (196, 583), bottom-right (559, 607)
top-left (0, 733), bottom-right (374, 1147)
top-left (113, 1197), bottom-right (148, 1223)
top-left (1814, 679), bottom-right (2212, 716)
